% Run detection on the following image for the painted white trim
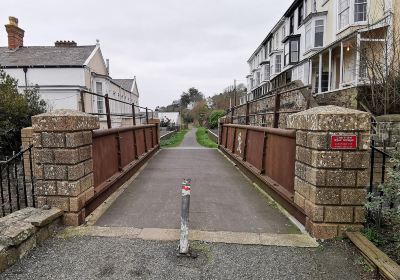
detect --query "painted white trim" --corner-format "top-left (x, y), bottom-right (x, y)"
top-left (328, 48), bottom-right (332, 91)
top-left (318, 53), bottom-right (322, 93)
top-left (340, 41), bottom-right (344, 87)
top-left (84, 45), bottom-right (100, 66)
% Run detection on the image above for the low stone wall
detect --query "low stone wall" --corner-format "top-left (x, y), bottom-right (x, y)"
top-left (0, 207), bottom-right (62, 272)
top-left (314, 87), bottom-right (359, 110)
top-left (160, 131), bottom-right (176, 141)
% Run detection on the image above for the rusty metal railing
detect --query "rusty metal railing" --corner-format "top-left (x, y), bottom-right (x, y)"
top-left (92, 125), bottom-right (159, 189)
top-left (219, 123), bottom-right (305, 224)
top-left (86, 124), bottom-right (159, 215)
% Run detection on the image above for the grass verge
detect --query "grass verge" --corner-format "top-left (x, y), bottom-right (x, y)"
top-left (196, 127), bottom-right (218, 148)
top-left (160, 129), bottom-right (189, 148)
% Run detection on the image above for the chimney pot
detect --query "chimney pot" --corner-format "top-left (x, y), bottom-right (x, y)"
top-left (5, 16), bottom-right (24, 49)
top-left (55, 40), bottom-right (77, 47)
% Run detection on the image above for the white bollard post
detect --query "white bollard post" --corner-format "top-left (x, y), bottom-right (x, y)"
top-left (179, 178), bottom-right (191, 255)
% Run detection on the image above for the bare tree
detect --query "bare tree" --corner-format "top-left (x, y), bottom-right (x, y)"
top-left (357, 2), bottom-right (400, 115)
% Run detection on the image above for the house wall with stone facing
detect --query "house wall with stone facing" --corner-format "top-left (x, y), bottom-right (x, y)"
top-left (287, 106), bottom-right (370, 239)
top-left (233, 82), bottom-right (312, 128)
top-left (31, 109), bottom-right (99, 226)
top-left (231, 82), bottom-right (378, 130)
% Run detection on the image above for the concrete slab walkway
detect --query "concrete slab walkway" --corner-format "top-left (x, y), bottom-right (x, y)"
top-left (95, 128), bottom-right (299, 234)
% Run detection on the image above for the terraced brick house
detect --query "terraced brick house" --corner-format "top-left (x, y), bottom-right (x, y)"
top-left (246, 0), bottom-right (398, 107)
top-left (0, 17), bottom-right (140, 128)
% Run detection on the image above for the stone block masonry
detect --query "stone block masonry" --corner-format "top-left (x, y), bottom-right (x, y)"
top-left (287, 106), bottom-right (370, 239)
top-left (0, 207), bottom-right (63, 272)
top-left (32, 109), bottom-right (99, 226)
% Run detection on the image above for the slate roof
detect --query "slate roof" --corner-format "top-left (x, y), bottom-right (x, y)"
top-left (0, 45), bottom-right (96, 67)
top-left (112, 79), bottom-right (134, 92)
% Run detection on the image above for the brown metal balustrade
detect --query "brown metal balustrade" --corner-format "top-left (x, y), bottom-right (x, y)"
top-left (85, 124), bottom-right (159, 215)
top-left (219, 123), bottom-right (305, 224)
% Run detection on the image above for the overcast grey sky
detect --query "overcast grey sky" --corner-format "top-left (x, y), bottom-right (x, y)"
top-left (1, 0), bottom-right (292, 109)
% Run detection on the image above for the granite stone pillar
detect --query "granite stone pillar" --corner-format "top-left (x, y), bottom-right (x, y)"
top-left (32, 110), bottom-right (99, 225)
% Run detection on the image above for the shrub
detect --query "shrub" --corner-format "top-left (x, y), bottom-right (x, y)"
top-left (366, 150), bottom-right (400, 227)
top-left (208, 110), bottom-right (225, 129)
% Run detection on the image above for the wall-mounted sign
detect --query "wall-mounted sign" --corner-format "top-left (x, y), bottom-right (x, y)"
top-left (330, 135), bottom-right (357, 150)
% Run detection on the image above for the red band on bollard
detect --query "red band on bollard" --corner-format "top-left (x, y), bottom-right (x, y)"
top-left (181, 185), bottom-right (190, 191)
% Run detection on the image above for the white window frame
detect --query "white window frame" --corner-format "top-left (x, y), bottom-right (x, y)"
top-left (305, 22), bottom-right (312, 51)
top-left (305, 18), bottom-right (325, 51)
top-left (354, 0), bottom-right (367, 22)
top-left (304, 0), bottom-right (308, 16)
top-left (314, 19), bottom-right (324, 48)
top-left (284, 42), bottom-right (289, 66)
top-left (265, 63), bottom-right (270, 80)
top-left (337, 0), bottom-right (368, 32)
top-left (275, 54), bottom-right (282, 73)
top-left (338, 0), bottom-right (350, 30)
top-left (96, 81), bottom-right (104, 114)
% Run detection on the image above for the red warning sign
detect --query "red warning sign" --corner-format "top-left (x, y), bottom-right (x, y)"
top-left (330, 135), bottom-right (357, 150)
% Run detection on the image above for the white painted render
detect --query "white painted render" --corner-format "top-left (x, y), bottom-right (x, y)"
top-left (246, 0), bottom-right (394, 99)
top-left (3, 45), bottom-right (140, 128)
top-left (4, 67), bottom-right (85, 111)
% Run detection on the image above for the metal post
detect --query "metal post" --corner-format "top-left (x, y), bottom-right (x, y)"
top-left (0, 165), bottom-right (5, 216)
top-left (116, 131), bottom-right (122, 171)
top-left (105, 94), bottom-right (112, 129)
top-left (245, 102), bottom-right (250, 125)
top-left (146, 107), bottom-right (149, 124)
top-left (179, 178), bottom-right (191, 255)
top-left (155, 123), bottom-right (160, 146)
top-left (132, 104), bottom-right (136, 126)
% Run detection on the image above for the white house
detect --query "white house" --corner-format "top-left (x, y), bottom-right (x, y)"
top-left (0, 17), bottom-right (140, 128)
top-left (246, 0), bottom-right (397, 102)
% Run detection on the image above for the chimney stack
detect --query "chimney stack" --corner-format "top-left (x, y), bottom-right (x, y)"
top-left (106, 59), bottom-right (110, 74)
top-left (55, 40), bottom-right (77, 47)
top-left (5, 16), bottom-right (24, 49)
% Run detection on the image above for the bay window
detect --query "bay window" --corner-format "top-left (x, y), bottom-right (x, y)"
top-left (304, 0), bottom-right (308, 16)
top-left (305, 22), bottom-right (312, 51)
top-left (314, 19), bottom-right (324, 47)
top-left (290, 15), bottom-right (294, 34)
top-left (354, 0), bottom-right (367, 22)
top-left (263, 63), bottom-right (271, 81)
top-left (291, 40), bottom-right (299, 63)
top-left (298, 3), bottom-right (304, 26)
top-left (338, 0), bottom-right (366, 30)
top-left (283, 36), bottom-right (300, 66)
top-left (305, 18), bottom-right (325, 51)
top-left (284, 42), bottom-right (289, 66)
top-left (275, 55), bottom-right (282, 73)
top-left (338, 0), bottom-right (350, 30)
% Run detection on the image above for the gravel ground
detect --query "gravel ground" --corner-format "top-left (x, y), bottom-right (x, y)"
top-left (1, 236), bottom-right (377, 280)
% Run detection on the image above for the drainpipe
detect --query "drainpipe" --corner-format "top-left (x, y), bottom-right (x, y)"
top-left (23, 67), bottom-right (28, 90)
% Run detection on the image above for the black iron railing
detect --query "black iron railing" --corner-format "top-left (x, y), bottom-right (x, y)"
top-left (369, 140), bottom-right (392, 196)
top-left (80, 90), bottom-right (154, 129)
top-left (0, 144), bottom-right (35, 217)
